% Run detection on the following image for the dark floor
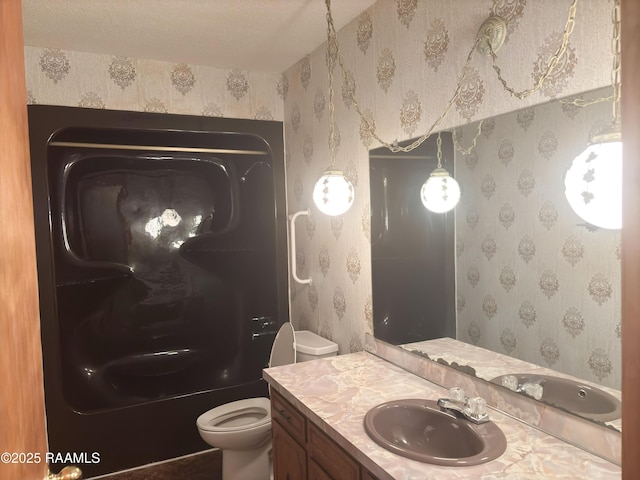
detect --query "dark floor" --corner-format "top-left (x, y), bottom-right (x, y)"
top-left (94, 450), bottom-right (222, 480)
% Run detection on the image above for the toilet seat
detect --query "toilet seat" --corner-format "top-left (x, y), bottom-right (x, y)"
top-left (196, 397), bottom-right (271, 433)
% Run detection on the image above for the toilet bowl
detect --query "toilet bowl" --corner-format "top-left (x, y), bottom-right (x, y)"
top-left (195, 323), bottom-right (337, 480)
top-left (197, 397), bottom-right (272, 450)
top-left (196, 398), bottom-right (272, 480)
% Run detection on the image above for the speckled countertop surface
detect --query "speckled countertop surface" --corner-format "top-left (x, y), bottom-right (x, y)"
top-left (264, 352), bottom-right (621, 480)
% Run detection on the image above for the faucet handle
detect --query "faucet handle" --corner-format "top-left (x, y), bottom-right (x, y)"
top-left (522, 382), bottom-right (544, 400)
top-left (448, 386), bottom-right (466, 402)
top-left (501, 375), bottom-right (519, 391)
top-left (467, 396), bottom-right (487, 417)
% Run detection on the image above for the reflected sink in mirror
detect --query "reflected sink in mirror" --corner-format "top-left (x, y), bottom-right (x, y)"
top-left (492, 374), bottom-right (621, 422)
top-left (363, 399), bottom-right (507, 466)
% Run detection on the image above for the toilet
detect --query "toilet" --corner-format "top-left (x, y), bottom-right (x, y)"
top-left (196, 323), bottom-right (338, 480)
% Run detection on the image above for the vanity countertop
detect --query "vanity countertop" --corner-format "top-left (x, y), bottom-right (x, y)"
top-left (264, 351), bottom-right (620, 480)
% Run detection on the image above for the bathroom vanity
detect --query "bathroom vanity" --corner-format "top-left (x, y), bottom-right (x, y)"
top-left (271, 390), bottom-right (378, 480)
top-left (264, 352), bottom-right (620, 479)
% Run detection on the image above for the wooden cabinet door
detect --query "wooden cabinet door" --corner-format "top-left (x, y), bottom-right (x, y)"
top-left (272, 419), bottom-right (307, 480)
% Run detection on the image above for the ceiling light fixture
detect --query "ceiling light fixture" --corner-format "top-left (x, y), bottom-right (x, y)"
top-left (312, 0), bottom-right (354, 217)
top-left (563, 0), bottom-right (621, 230)
top-left (421, 132), bottom-right (461, 213)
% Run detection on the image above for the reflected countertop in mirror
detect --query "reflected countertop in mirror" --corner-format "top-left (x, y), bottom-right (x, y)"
top-left (400, 337), bottom-right (621, 431)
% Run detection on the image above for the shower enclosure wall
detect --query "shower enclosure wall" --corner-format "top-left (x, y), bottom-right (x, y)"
top-left (28, 105), bottom-right (288, 477)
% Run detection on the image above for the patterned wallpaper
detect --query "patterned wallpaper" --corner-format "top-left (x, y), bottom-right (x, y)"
top-left (24, 46), bottom-right (284, 120)
top-left (22, 0), bottom-right (617, 383)
top-left (455, 87), bottom-right (621, 389)
top-left (283, 0), bottom-right (614, 361)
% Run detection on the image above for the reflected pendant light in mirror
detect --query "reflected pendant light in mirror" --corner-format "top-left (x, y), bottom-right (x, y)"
top-left (564, 124), bottom-right (622, 230)
top-left (420, 132), bottom-right (461, 213)
top-left (564, 0), bottom-right (621, 230)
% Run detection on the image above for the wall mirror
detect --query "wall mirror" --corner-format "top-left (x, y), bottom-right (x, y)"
top-left (369, 86), bottom-right (622, 432)
top-left (370, 132), bottom-right (456, 346)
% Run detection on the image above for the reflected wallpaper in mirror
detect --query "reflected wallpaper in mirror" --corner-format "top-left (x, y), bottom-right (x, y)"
top-left (455, 86), bottom-right (620, 391)
top-left (370, 87), bottom-right (620, 403)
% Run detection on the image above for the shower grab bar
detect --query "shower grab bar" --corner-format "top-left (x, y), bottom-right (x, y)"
top-left (288, 209), bottom-right (311, 285)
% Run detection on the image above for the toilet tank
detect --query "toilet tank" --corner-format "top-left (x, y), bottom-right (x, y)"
top-left (295, 330), bottom-right (338, 362)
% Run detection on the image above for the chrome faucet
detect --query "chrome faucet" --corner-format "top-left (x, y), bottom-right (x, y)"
top-left (437, 387), bottom-right (490, 424)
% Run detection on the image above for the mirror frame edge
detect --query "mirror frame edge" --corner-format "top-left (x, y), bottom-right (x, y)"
top-left (621, 0), bottom-right (640, 477)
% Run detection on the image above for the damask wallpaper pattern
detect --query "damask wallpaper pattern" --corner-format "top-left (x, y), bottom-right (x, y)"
top-left (282, 0), bottom-right (614, 362)
top-left (456, 88), bottom-right (620, 388)
top-left (24, 47), bottom-right (284, 121)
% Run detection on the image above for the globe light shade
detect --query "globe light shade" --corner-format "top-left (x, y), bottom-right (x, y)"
top-left (313, 168), bottom-right (354, 216)
top-left (564, 126), bottom-right (622, 230)
top-left (420, 167), bottom-right (461, 213)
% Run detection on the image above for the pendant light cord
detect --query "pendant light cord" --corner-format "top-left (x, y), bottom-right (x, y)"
top-left (560, 0), bottom-right (621, 121)
top-left (488, 0), bottom-right (577, 100)
top-left (323, 0), bottom-right (580, 155)
top-left (452, 120), bottom-right (484, 156)
top-left (327, 0), bottom-right (481, 154)
top-left (325, 0), bottom-right (337, 167)
top-left (611, 0), bottom-right (621, 126)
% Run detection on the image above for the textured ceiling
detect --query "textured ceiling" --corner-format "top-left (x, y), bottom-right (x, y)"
top-left (21, 0), bottom-right (378, 73)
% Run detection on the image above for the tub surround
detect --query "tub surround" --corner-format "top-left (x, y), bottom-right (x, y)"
top-left (366, 335), bottom-right (621, 466)
top-left (28, 105), bottom-right (288, 477)
top-left (263, 352), bottom-right (620, 479)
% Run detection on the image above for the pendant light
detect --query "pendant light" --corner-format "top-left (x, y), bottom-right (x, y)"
top-left (420, 132), bottom-right (461, 213)
top-left (563, 0), bottom-right (621, 230)
top-left (313, 168), bottom-right (354, 216)
top-left (313, 0), bottom-right (354, 216)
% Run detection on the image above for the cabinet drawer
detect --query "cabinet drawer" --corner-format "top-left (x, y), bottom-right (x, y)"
top-left (307, 422), bottom-right (359, 480)
top-left (271, 390), bottom-right (306, 445)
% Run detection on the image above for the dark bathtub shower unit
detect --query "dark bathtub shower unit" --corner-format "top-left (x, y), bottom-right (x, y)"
top-left (369, 133), bottom-right (455, 345)
top-left (28, 106), bottom-right (288, 477)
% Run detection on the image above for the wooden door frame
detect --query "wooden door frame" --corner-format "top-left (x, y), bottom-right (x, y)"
top-left (0, 0), bottom-right (49, 479)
